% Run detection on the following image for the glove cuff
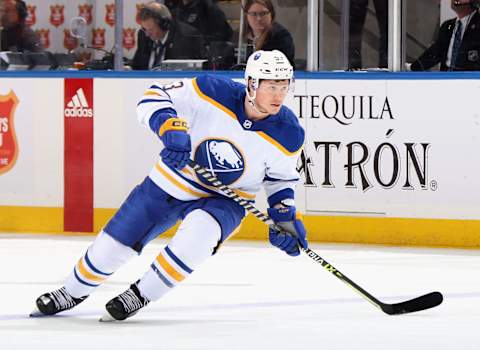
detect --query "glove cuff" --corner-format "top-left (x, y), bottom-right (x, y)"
top-left (159, 118), bottom-right (188, 137)
top-left (267, 206), bottom-right (296, 222)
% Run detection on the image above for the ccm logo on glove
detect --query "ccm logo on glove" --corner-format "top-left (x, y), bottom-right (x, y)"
top-left (159, 118), bottom-right (188, 135)
top-left (159, 118), bottom-right (191, 170)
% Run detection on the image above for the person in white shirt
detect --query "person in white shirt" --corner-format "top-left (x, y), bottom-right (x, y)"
top-left (406, 0), bottom-right (480, 71)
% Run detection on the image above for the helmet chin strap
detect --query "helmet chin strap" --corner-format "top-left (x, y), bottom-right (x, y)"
top-left (247, 94), bottom-right (269, 115)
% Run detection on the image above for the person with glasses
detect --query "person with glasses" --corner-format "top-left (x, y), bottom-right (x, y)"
top-left (407, 0), bottom-right (480, 71)
top-left (242, 0), bottom-right (295, 66)
top-left (131, 1), bottom-right (206, 70)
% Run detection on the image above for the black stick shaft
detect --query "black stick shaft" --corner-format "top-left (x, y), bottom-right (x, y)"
top-left (188, 160), bottom-right (443, 315)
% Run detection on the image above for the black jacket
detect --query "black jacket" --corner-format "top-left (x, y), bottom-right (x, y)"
top-left (411, 11), bottom-right (480, 71)
top-left (165, 0), bottom-right (233, 43)
top-left (248, 22), bottom-right (295, 66)
top-left (0, 24), bottom-right (43, 52)
top-left (132, 20), bottom-right (206, 70)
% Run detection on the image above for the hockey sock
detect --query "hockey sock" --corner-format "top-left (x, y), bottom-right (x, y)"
top-left (137, 246), bottom-right (194, 301)
top-left (136, 209), bottom-right (221, 301)
top-left (64, 231), bottom-right (137, 298)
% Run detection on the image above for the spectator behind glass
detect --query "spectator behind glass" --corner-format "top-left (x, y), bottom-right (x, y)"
top-left (164, 0), bottom-right (233, 43)
top-left (131, 1), bottom-right (206, 70)
top-left (407, 0), bottom-right (480, 71)
top-left (349, 0), bottom-right (388, 69)
top-left (0, 0), bottom-right (42, 52)
top-left (242, 0), bottom-right (295, 66)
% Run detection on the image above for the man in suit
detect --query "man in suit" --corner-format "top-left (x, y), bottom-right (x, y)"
top-left (131, 1), bottom-right (206, 70)
top-left (409, 0), bottom-right (480, 71)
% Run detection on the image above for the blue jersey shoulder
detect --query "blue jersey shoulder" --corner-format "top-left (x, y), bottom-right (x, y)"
top-left (194, 74), bottom-right (244, 111)
top-left (194, 74), bottom-right (304, 154)
top-left (259, 106), bottom-right (305, 154)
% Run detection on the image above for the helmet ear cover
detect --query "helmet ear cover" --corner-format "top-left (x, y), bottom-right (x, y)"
top-left (248, 77), bottom-right (259, 91)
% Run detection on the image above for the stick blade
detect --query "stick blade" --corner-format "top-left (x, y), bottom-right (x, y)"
top-left (382, 291), bottom-right (443, 315)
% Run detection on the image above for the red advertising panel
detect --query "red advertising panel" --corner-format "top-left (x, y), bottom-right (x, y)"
top-left (0, 91), bottom-right (19, 175)
top-left (64, 79), bottom-right (93, 232)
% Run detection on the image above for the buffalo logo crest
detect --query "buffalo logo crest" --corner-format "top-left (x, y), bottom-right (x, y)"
top-left (194, 139), bottom-right (245, 186)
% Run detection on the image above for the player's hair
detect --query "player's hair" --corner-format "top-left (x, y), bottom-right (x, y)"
top-left (139, 1), bottom-right (172, 31)
top-left (242, 0), bottom-right (276, 51)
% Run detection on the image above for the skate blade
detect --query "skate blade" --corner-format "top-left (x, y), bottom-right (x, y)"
top-left (29, 305), bottom-right (45, 317)
top-left (99, 312), bottom-right (117, 322)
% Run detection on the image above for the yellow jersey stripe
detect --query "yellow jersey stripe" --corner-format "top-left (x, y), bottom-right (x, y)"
top-left (156, 253), bottom-right (185, 282)
top-left (256, 131), bottom-right (302, 156)
top-left (144, 91), bottom-right (162, 97)
top-left (77, 259), bottom-right (106, 283)
top-left (233, 189), bottom-right (255, 200)
top-left (192, 79), bottom-right (300, 156)
top-left (155, 163), bottom-right (210, 198)
top-left (192, 78), bottom-right (238, 122)
top-left (180, 166), bottom-right (255, 199)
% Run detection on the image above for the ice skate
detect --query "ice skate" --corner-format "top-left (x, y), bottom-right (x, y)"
top-left (30, 287), bottom-right (87, 317)
top-left (100, 282), bottom-right (150, 322)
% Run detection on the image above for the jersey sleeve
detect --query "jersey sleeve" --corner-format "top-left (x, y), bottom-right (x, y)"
top-left (263, 113), bottom-right (305, 207)
top-left (264, 152), bottom-right (302, 207)
top-left (136, 79), bottom-right (197, 131)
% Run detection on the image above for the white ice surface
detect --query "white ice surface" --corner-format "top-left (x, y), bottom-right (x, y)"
top-left (1, 234), bottom-right (479, 350)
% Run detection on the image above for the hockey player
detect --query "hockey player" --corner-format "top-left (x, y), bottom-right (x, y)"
top-left (31, 49), bottom-right (308, 321)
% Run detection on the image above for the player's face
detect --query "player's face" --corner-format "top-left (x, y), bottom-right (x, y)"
top-left (140, 18), bottom-right (164, 41)
top-left (255, 80), bottom-right (289, 115)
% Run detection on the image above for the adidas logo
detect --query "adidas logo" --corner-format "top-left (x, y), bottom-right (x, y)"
top-left (65, 88), bottom-right (93, 118)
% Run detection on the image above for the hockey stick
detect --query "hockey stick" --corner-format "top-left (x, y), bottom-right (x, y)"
top-left (188, 160), bottom-right (443, 315)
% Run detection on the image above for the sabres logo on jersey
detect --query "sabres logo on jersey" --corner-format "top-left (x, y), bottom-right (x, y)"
top-left (194, 139), bottom-right (245, 186)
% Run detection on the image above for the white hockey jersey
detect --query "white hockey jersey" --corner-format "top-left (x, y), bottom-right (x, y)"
top-left (136, 74), bottom-right (304, 207)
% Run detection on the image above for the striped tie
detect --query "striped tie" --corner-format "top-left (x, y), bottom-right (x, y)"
top-left (451, 20), bottom-right (463, 70)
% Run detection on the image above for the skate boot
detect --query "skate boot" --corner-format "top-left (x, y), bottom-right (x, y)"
top-left (100, 281), bottom-right (150, 322)
top-left (31, 287), bottom-right (88, 316)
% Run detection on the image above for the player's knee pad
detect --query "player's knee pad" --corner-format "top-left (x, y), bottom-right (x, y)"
top-left (168, 209), bottom-right (221, 269)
